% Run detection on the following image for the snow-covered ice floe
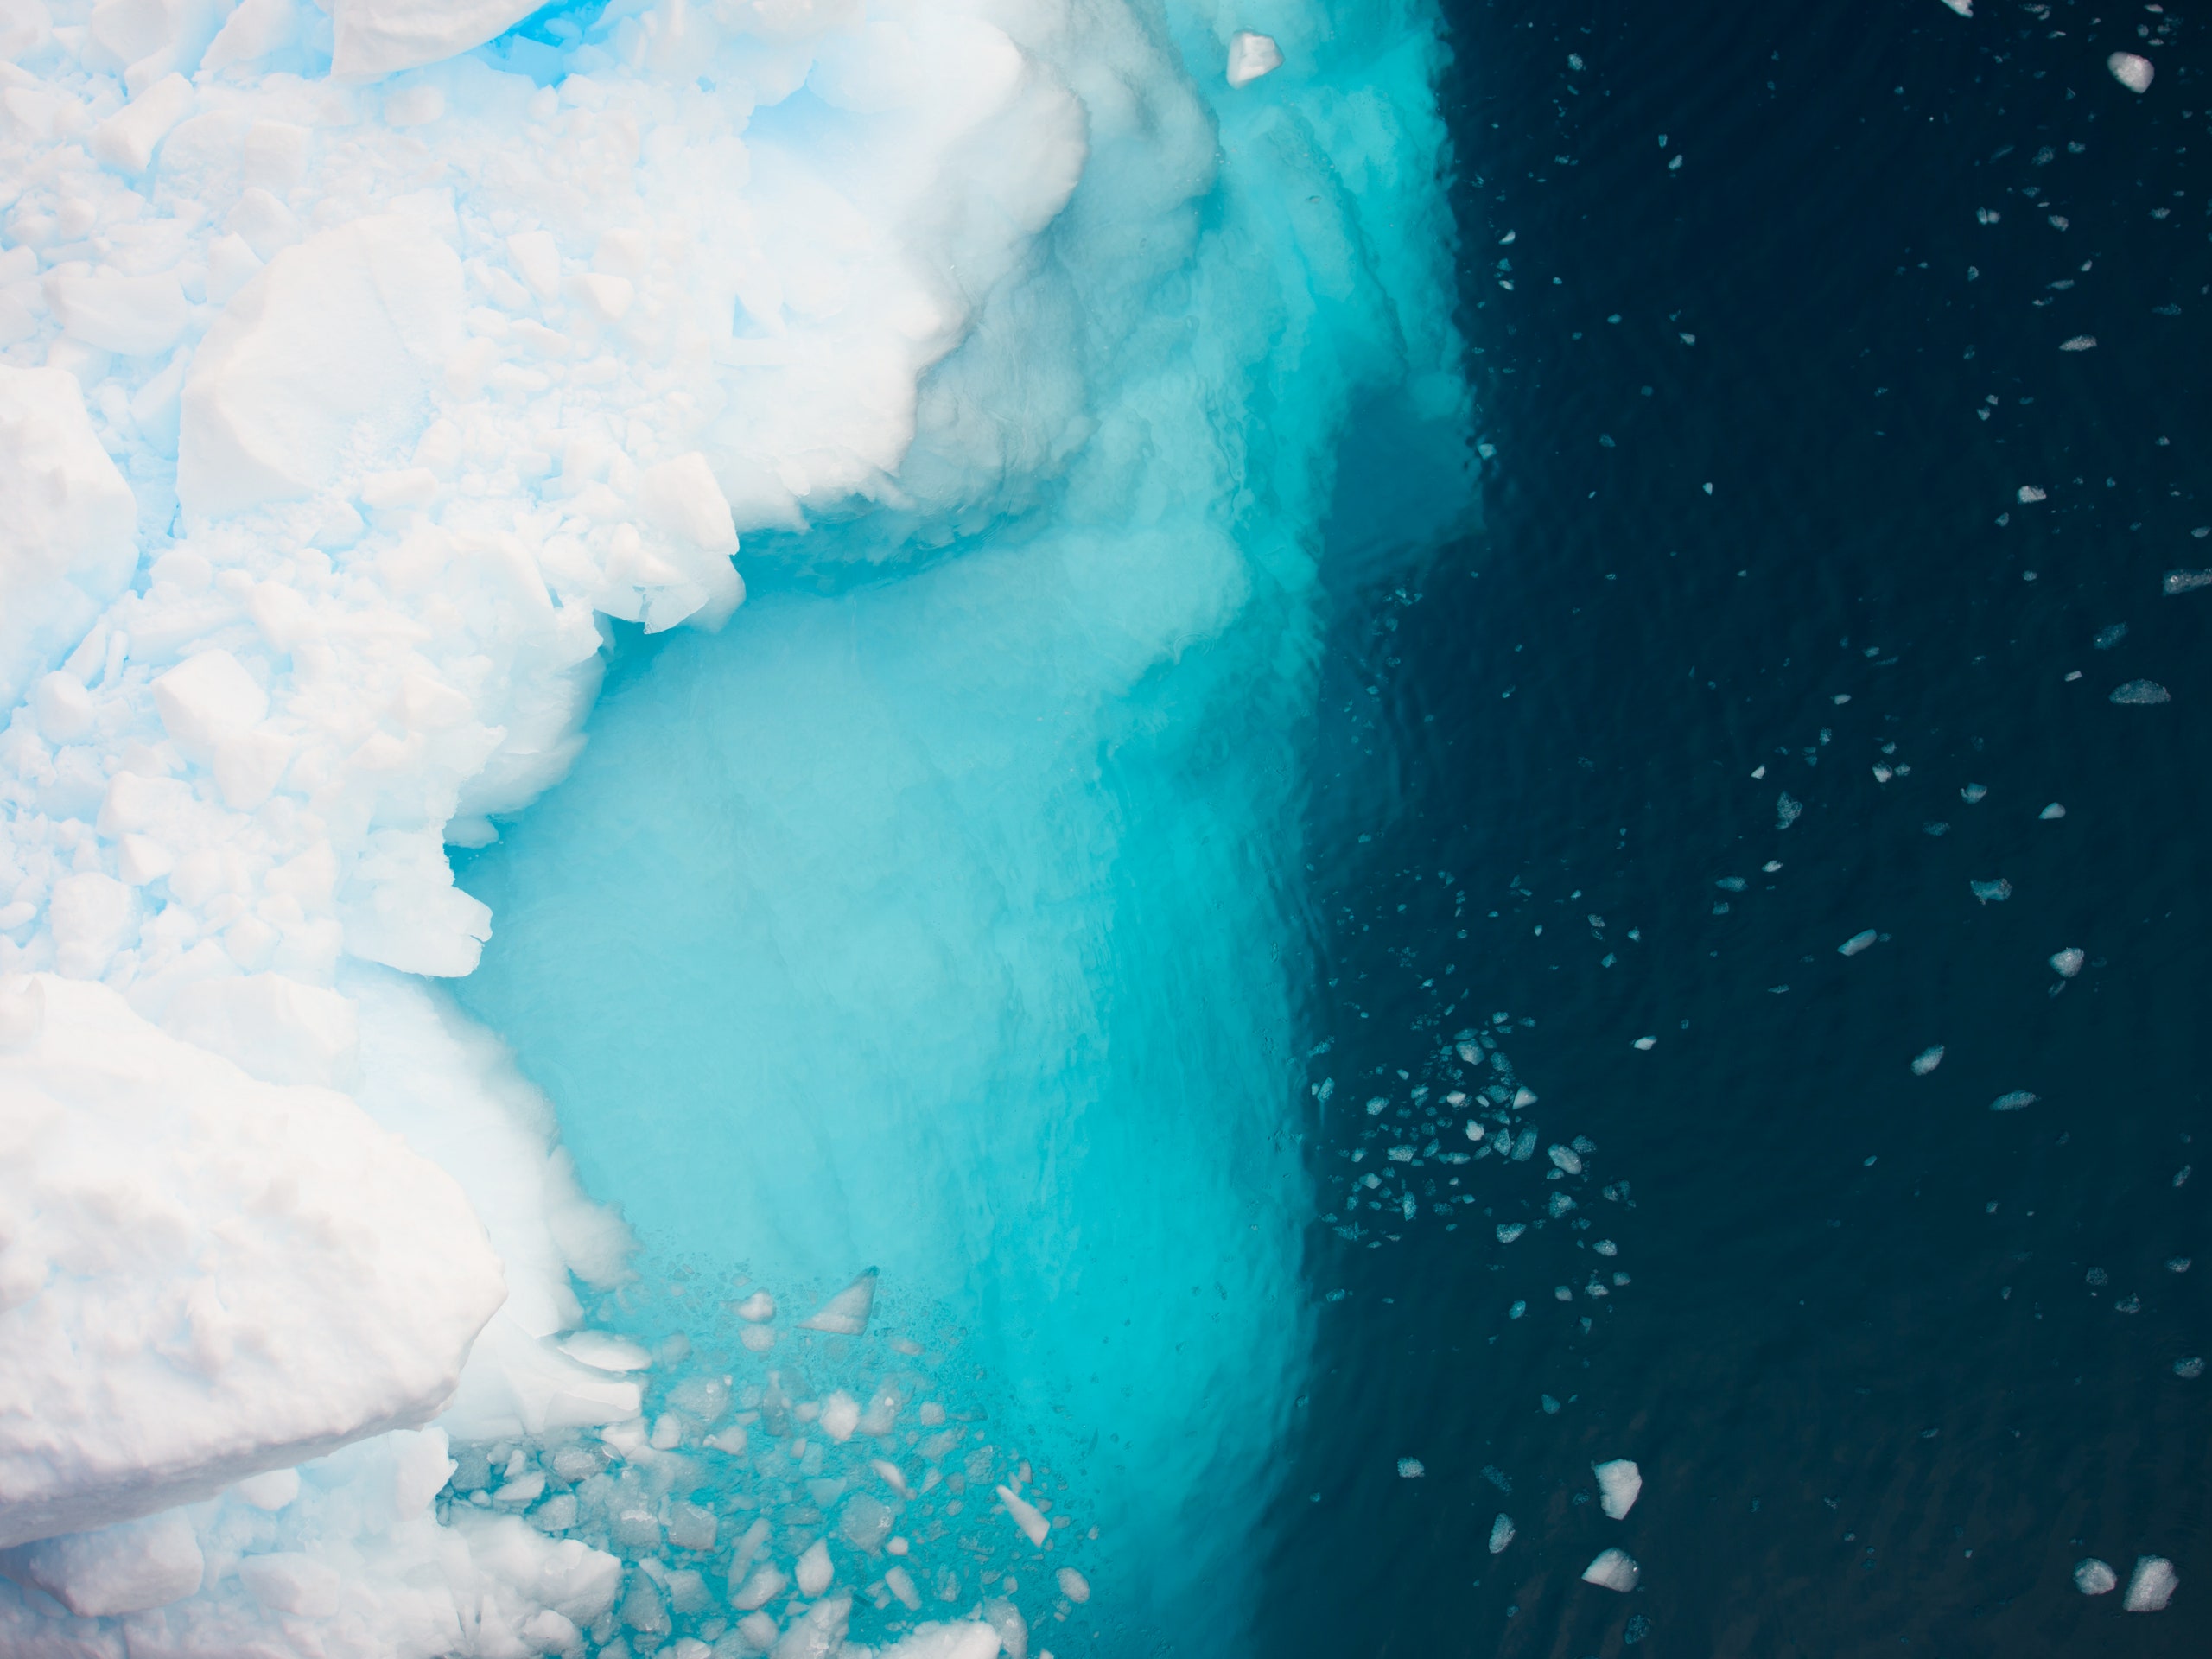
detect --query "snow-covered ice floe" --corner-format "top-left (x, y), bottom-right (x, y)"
top-left (0, 0), bottom-right (1468, 1654)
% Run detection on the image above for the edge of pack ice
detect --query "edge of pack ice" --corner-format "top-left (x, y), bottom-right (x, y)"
top-left (0, 0), bottom-right (1410, 1649)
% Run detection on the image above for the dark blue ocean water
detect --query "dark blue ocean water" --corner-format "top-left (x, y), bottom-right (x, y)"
top-left (1261, 1), bottom-right (2212, 1654)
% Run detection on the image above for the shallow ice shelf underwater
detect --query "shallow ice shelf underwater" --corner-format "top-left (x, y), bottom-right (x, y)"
top-left (0, 1), bottom-right (1469, 1655)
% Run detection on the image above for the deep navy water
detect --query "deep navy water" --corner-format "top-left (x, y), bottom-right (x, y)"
top-left (443, 1), bottom-right (2211, 1654)
top-left (1263, 1), bottom-right (2212, 1654)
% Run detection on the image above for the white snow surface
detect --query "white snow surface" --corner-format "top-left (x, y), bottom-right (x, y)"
top-left (0, 0), bottom-right (1463, 1651)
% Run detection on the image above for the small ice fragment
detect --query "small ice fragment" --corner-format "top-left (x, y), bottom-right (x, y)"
top-left (2124, 1555), bottom-right (2177, 1611)
top-left (2111, 679), bottom-right (2171, 705)
top-left (1990, 1090), bottom-right (2038, 1112)
top-left (2076, 1559), bottom-right (2119, 1595)
top-left (1497, 1223), bottom-right (1527, 1244)
top-left (1715, 876), bottom-right (1746, 892)
top-left (1397, 1458), bottom-right (1426, 1478)
top-left (885, 1565), bottom-right (923, 1611)
top-left (2059, 335), bottom-right (2097, 352)
top-left (1911, 1046), bottom-right (1946, 1076)
top-left (1961, 783), bottom-right (1989, 803)
top-left (1777, 791), bottom-right (1802, 829)
top-left (2165, 569), bottom-right (2212, 594)
top-left (1763, 860), bottom-right (1783, 872)
top-left (734, 1291), bottom-right (776, 1323)
top-left (1582, 1548), bottom-right (1641, 1592)
top-left (2168, 1257), bottom-right (2191, 1274)
top-left (2018, 485), bottom-right (2046, 504)
top-left (795, 1539), bottom-right (834, 1597)
top-left (799, 1269), bottom-right (877, 1335)
top-left (1633, 1035), bottom-right (1657, 1051)
top-left (2095, 624), bottom-right (2129, 648)
top-left (1939, 0), bottom-right (1970, 13)
top-left (1593, 1459), bottom-right (1643, 1519)
top-left (2176, 1357), bottom-right (2205, 1378)
top-left (2039, 802), bottom-right (2066, 819)
top-left (1970, 879), bottom-right (2012, 904)
top-left (1058, 1567), bottom-right (1090, 1603)
top-left (1365, 1096), bottom-right (1389, 1116)
top-left (2109, 51), bottom-right (2155, 93)
top-left (1226, 30), bottom-right (1285, 87)
top-left (1508, 1300), bottom-right (1527, 1319)
top-left (1839, 929), bottom-right (1878, 957)
top-left (997, 1484), bottom-right (1049, 1547)
top-left (1548, 1144), bottom-right (1584, 1175)
top-left (2050, 948), bottom-right (2085, 978)
top-left (1513, 1087), bottom-right (1538, 1108)
top-left (1489, 1514), bottom-right (1516, 1553)
top-left (1541, 1393), bottom-right (1561, 1411)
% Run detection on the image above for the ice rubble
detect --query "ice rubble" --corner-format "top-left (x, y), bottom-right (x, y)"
top-left (0, 0), bottom-right (1464, 1651)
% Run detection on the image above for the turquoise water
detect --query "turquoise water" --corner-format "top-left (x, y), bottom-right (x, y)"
top-left (452, 9), bottom-right (1471, 1648)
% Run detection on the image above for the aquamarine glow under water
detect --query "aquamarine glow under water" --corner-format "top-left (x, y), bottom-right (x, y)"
top-left (454, 8), bottom-right (1470, 1643)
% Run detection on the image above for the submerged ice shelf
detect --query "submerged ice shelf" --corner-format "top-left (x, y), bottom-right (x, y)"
top-left (0, 0), bottom-right (1466, 1654)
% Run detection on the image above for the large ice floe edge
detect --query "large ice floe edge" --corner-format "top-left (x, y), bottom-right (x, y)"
top-left (0, 0), bottom-right (1467, 1653)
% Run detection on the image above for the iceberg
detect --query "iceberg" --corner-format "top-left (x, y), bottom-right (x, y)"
top-left (0, 0), bottom-right (1466, 1654)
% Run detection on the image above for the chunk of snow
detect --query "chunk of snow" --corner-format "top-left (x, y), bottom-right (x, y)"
top-left (1226, 30), bottom-right (1284, 87)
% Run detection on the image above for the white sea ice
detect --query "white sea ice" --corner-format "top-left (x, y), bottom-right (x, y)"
top-left (2111, 679), bottom-right (2172, 705)
top-left (1582, 1547), bottom-right (1640, 1592)
top-left (1990, 1090), bottom-right (2038, 1112)
top-left (2109, 51), bottom-right (2156, 92)
top-left (1488, 1513), bottom-right (1516, 1553)
top-left (1839, 929), bottom-right (1878, 957)
top-left (2076, 1557), bottom-right (2119, 1595)
top-left (2125, 1554), bottom-right (2178, 1611)
top-left (1593, 1459), bottom-right (1642, 1519)
top-left (1225, 30), bottom-right (1284, 89)
top-left (1911, 1045), bottom-right (1946, 1076)
top-left (800, 1268), bottom-right (879, 1335)
top-left (2050, 948), bottom-right (2085, 978)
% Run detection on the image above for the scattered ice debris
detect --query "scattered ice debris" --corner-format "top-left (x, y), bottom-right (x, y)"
top-left (799, 1270), bottom-right (879, 1336)
top-left (2177, 1357), bottom-right (2205, 1378)
top-left (2164, 569), bottom-right (2212, 594)
top-left (2110, 680), bottom-right (2172, 705)
top-left (1397, 1459), bottom-right (1427, 1479)
top-left (1839, 929), bottom-right (1878, 957)
top-left (1225, 29), bottom-right (1285, 87)
top-left (2040, 803), bottom-right (2067, 820)
top-left (1961, 783), bottom-right (1989, 804)
top-left (1970, 880), bottom-right (2012, 904)
top-left (2109, 51), bottom-right (2156, 93)
top-left (2060, 336), bottom-right (2098, 352)
top-left (1582, 1548), bottom-right (1641, 1592)
top-left (1634, 1035), bottom-right (1658, 1051)
top-left (1912, 1046), bottom-right (1947, 1077)
top-left (2018, 486), bottom-right (2047, 504)
top-left (1777, 792), bottom-right (1803, 830)
top-left (2050, 949), bottom-right (2085, 978)
top-left (1990, 1091), bottom-right (2039, 1112)
top-left (1497, 1223), bottom-right (1529, 1244)
top-left (2125, 1556), bottom-right (2178, 1611)
top-left (1489, 1515), bottom-right (1516, 1554)
top-left (2077, 1559), bottom-right (2120, 1596)
top-left (1593, 1459), bottom-right (1643, 1519)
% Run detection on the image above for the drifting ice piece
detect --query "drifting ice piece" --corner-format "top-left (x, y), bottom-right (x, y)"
top-left (1226, 30), bottom-right (1284, 87)
top-left (2125, 1555), bottom-right (2177, 1611)
top-left (0, 977), bottom-right (504, 1548)
top-left (2075, 1558), bottom-right (2119, 1595)
top-left (1593, 1459), bottom-right (1643, 1519)
top-left (2108, 52), bottom-right (2154, 93)
top-left (1583, 1547), bottom-right (1641, 1592)
top-left (799, 1268), bottom-right (879, 1335)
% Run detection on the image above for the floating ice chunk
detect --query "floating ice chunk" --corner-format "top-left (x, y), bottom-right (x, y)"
top-left (1777, 791), bottom-right (1802, 829)
top-left (2096, 624), bottom-right (2130, 647)
top-left (2177, 1357), bottom-right (2205, 1378)
top-left (1990, 1090), bottom-right (2038, 1112)
top-left (2050, 948), bottom-right (2085, 978)
top-left (2040, 802), bottom-right (2066, 819)
top-left (1226, 30), bottom-right (1285, 88)
top-left (0, 1510), bottom-right (204, 1617)
top-left (1633, 1035), bottom-right (1656, 1050)
top-left (1582, 1548), bottom-right (1641, 1592)
top-left (0, 366), bottom-right (138, 713)
top-left (1397, 1458), bottom-right (1426, 1478)
top-left (997, 1484), bottom-right (1050, 1548)
top-left (1548, 1144), bottom-right (1583, 1174)
top-left (1593, 1459), bottom-right (1643, 1519)
top-left (2169, 1258), bottom-right (2192, 1274)
top-left (1510, 1128), bottom-right (1537, 1161)
top-left (1839, 929), bottom-right (1878, 957)
top-left (800, 1270), bottom-right (878, 1336)
top-left (2125, 1555), bottom-right (2177, 1611)
top-left (730, 1563), bottom-right (788, 1611)
top-left (1911, 1046), bottom-right (1945, 1076)
top-left (820, 1390), bottom-right (862, 1443)
top-left (0, 978), bottom-right (502, 1548)
top-left (1970, 879), bottom-right (2012, 905)
top-left (734, 1291), bottom-right (777, 1323)
top-left (1939, 0), bottom-right (1970, 14)
top-left (796, 1538), bottom-right (835, 1597)
top-left (2060, 335), bottom-right (2097, 352)
top-left (886, 1564), bottom-right (924, 1610)
top-left (2076, 1558), bottom-right (2119, 1595)
top-left (2165, 569), bottom-right (2212, 594)
top-left (1513, 1087), bottom-right (1538, 1108)
top-left (1058, 1566), bottom-right (1091, 1603)
top-left (1489, 1514), bottom-right (1516, 1552)
top-left (1496, 1223), bottom-right (1527, 1244)
top-left (2109, 52), bottom-right (2155, 93)
top-left (2018, 485), bottom-right (2047, 504)
top-left (2111, 679), bottom-right (2171, 705)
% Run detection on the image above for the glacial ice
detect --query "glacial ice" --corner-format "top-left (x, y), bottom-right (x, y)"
top-left (0, 0), bottom-right (1465, 1653)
